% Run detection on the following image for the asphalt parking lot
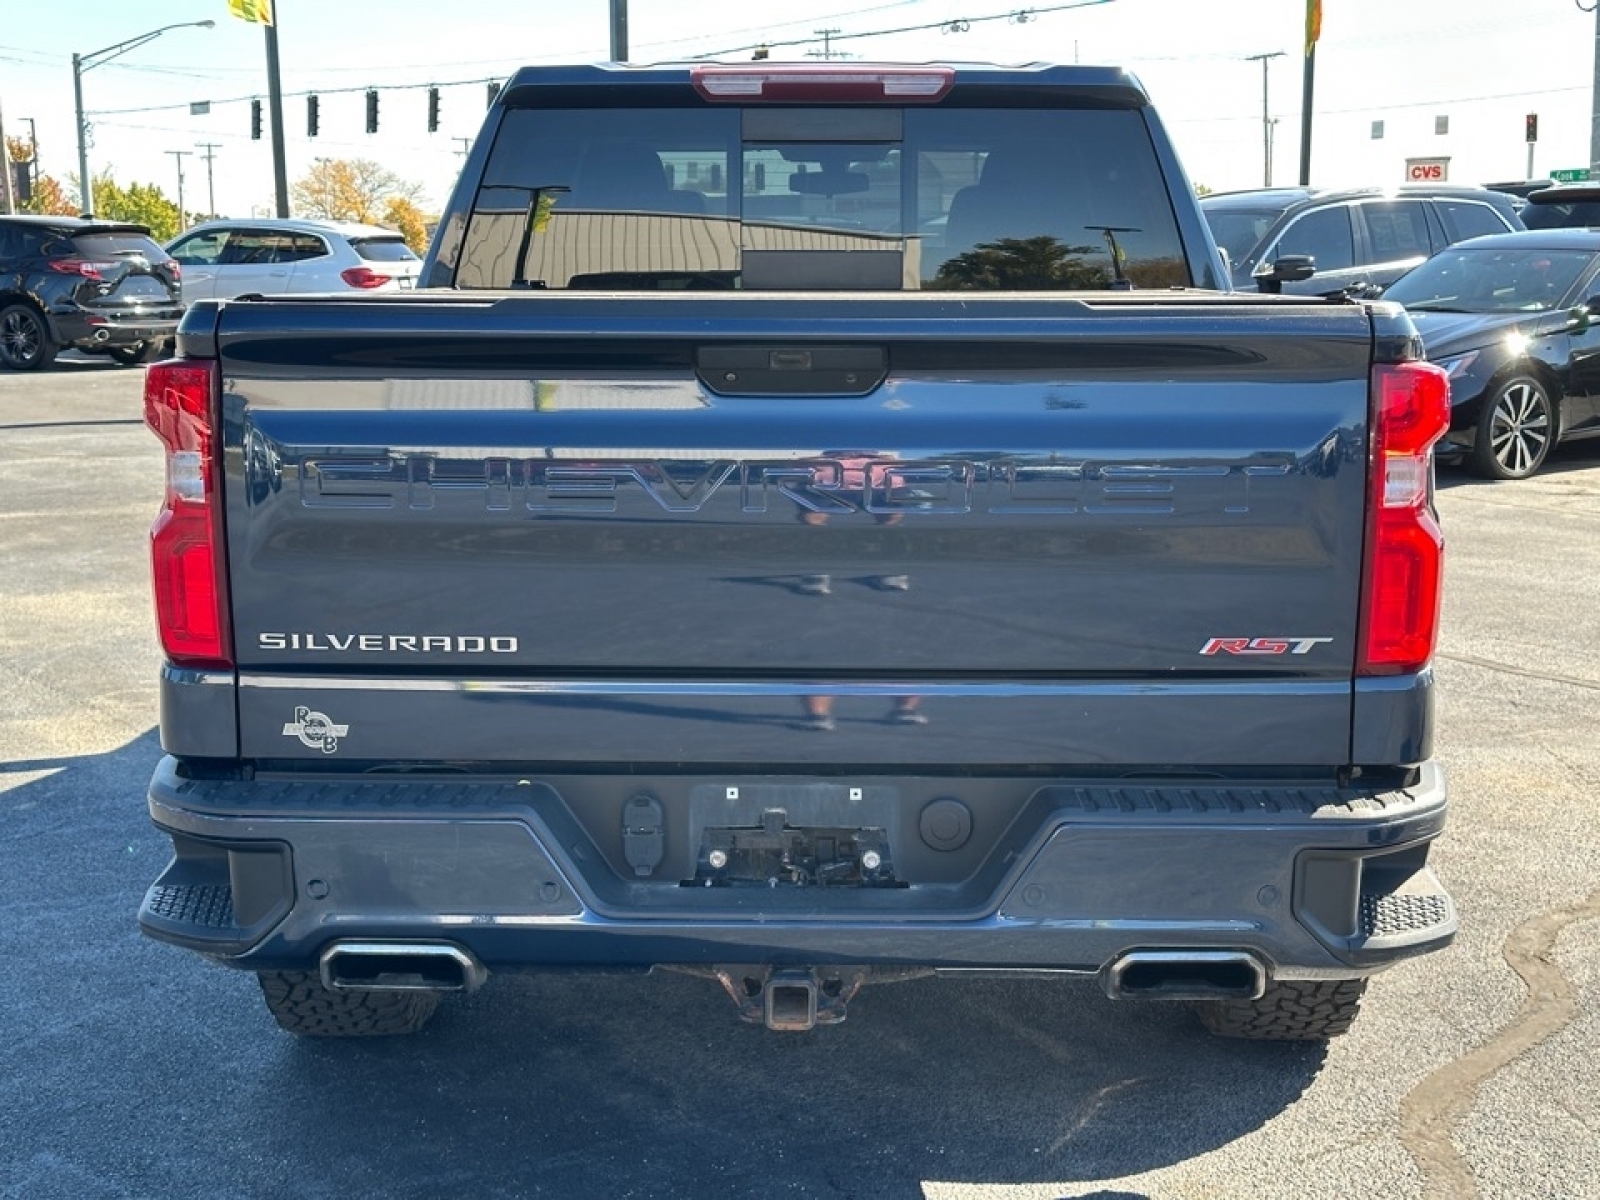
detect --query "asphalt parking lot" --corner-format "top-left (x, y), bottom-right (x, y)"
top-left (2, 359), bottom-right (1597, 1200)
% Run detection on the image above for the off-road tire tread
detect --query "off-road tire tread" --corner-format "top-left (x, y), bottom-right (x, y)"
top-left (256, 970), bottom-right (439, 1037)
top-left (1197, 978), bottom-right (1367, 1041)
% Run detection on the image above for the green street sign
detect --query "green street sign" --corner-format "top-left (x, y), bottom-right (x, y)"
top-left (1550, 168), bottom-right (1591, 183)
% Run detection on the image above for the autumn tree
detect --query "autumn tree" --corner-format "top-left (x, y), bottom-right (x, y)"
top-left (21, 174), bottom-right (78, 216)
top-left (88, 171), bottom-right (182, 241)
top-left (293, 157), bottom-right (423, 224)
top-left (5, 136), bottom-right (68, 214)
top-left (380, 195), bottom-right (431, 255)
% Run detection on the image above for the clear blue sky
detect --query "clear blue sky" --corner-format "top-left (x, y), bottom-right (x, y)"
top-left (0, 0), bottom-right (1593, 219)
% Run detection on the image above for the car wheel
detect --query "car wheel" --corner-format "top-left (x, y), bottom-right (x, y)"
top-left (1196, 978), bottom-right (1367, 1041)
top-left (256, 970), bottom-right (440, 1037)
top-left (0, 303), bottom-right (57, 371)
top-left (108, 341), bottom-right (156, 366)
top-left (1471, 375), bottom-right (1557, 480)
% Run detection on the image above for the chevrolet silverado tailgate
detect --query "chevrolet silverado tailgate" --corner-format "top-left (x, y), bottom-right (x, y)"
top-left (203, 292), bottom-right (1377, 767)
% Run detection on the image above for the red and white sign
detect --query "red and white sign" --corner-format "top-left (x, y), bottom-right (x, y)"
top-left (1405, 157), bottom-right (1451, 183)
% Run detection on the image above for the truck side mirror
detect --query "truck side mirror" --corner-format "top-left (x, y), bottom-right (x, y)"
top-left (1251, 254), bottom-right (1317, 294)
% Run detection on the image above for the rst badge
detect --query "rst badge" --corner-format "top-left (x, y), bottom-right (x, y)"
top-left (1200, 637), bottom-right (1334, 656)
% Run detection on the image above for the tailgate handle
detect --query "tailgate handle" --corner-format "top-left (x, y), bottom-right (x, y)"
top-left (697, 345), bottom-right (887, 397)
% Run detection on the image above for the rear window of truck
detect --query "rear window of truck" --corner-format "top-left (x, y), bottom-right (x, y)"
top-left (454, 106), bottom-right (1189, 291)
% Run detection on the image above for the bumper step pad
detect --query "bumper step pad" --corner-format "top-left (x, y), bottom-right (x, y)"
top-left (141, 880), bottom-right (247, 948)
top-left (145, 882), bottom-right (237, 931)
top-left (1359, 881), bottom-right (1454, 949)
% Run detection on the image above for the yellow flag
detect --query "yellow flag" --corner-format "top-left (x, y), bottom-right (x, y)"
top-left (228, 0), bottom-right (275, 26)
top-left (1305, 0), bottom-right (1322, 55)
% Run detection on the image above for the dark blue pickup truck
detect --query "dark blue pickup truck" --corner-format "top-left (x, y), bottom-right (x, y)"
top-left (138, 62), bottom-right (1455, 1041)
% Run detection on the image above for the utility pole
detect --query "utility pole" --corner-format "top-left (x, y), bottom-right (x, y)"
top-left (1590, 0), bottom-right (1600, 174)
top-left (808, 28), bottom-right (845, 60)
top-left (264, 18), bottom-right (289, 217)
top-left (1245, 52), bottom-right (1285, 187)
top-left (0, 99), bottom-right (15, 214)
top-left (1300, 0), bottom-right (1321, 185)
top-left (73, 52), bottom-right (89, 211)
top-left (167, 149), bottom-right (190, 233)
top-left (196, 143), bottom-right (221, 219)
top-left (609, 0), bottom-right (628, 61)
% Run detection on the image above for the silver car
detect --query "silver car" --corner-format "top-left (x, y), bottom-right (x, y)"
top-left (165, 217), bottom-right (422, 301)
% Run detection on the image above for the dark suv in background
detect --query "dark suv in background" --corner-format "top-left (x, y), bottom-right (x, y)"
top-left (1200, 186), bottom-right (1523, 296)
top-left (1520, 184), bottom-right (1600, 230)
top-left (0, 215), bottom-right (183, 371)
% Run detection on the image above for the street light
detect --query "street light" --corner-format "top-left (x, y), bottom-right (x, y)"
top-left (73, 20), bottom-right (215, 215)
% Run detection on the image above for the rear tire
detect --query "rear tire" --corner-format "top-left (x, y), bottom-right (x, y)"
top-left (0, 303), bottom-right (57, 371)
top-left (256, 970), bottom-right (440, 1037)
top-left (1197, 978), bottom-right (1367, 1041)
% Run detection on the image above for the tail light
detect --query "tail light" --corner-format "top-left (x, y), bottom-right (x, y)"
top-left (340, 266), bottom-right (391, 289)
top-left (1357, 362), bottom-right (1450, 676)
top-left (145, 359), bottom-right (232, 669)
top-left (48, 257), bottom-right (117, 280)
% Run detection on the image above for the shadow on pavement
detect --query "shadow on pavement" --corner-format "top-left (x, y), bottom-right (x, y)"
top-left (2, 732), bottom-right (1324, 1200)
top-left (1436, 439), bottom-right (1600, 488)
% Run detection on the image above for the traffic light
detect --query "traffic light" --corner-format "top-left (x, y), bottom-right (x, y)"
top-left (366, 89), bottom-right (379, 134)
top-left (427, 87), bottom-right (440, 133)
top-left (307, 94), bottom-right (319, 138)
top-left (250, 98), bottom-right (262, 140)
top-left (1526, 113), bottom-right (1539, 143)
top-left (486, 81), bottom-right (500, 110)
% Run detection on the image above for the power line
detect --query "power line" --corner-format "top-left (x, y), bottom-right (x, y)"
top-left (689, 0), bottom-right (1116, 59)
top-left (1159, 83), bottom-right (1591, 128)
top-left (642, 0), bottom-right (927, 53)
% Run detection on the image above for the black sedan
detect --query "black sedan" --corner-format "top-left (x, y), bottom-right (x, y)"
top-left (1382, 229), bottom-right (1600, 479)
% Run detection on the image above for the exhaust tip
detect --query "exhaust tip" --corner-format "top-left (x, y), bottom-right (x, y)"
top-left (320, 941), bottom-right (487, 993)
top-left (1103, 950), bottom-right (1266, 1001)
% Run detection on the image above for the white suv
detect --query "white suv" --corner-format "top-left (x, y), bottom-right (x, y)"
top-left (165, 217), bottom-right (422, 301)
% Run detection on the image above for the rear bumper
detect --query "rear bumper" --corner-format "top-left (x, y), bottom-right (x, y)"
top-left (139, 757), bottom-right (1454, 980)
top-left (50, 307), bottom-right (182, 348)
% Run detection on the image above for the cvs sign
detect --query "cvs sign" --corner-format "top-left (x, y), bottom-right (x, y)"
top-left (1405, 157), bottom-right (1451, 183)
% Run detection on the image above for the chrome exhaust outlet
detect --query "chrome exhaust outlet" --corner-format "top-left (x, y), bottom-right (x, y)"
top-left (1102, 950), bottom-right (1266, 1001)
top-left (92, 328), bottom-right (111, 342)
top-left (319, 941), bottom-right (487, 993)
